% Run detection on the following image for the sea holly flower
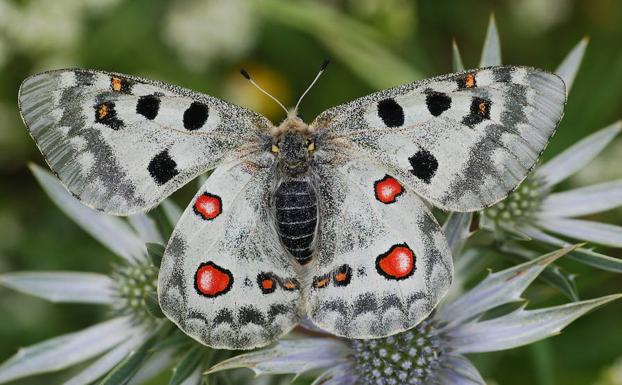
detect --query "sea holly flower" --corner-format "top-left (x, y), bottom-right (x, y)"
top-left (208, 246), bottom-right (621, 385)
top-left (0, 165), bottom-right (196, 385)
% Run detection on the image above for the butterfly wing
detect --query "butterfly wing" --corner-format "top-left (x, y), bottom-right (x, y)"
top-left (158, 153), bottom-right (302, 349)
top-left (304, 159), bottom-right (452, 338)
top-left (311, 66), bottom-right (565, 211)
top-left (19, 69), bottom-right (272, 215)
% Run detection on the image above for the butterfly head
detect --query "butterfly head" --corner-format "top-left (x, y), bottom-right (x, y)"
top-left (272, 118), bottom-right (315, 175)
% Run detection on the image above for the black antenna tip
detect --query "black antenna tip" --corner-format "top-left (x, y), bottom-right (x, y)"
top-left (320, 58), bottom-right (330, 71)
top-left (240, 69), bottom-right (251, 80)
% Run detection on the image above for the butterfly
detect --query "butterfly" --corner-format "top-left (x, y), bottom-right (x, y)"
top-left (18, 62), bottom-right (565, 349)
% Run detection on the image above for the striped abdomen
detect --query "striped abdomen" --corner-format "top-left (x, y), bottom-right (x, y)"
top-left (274, 178), bottom-right (317, 264)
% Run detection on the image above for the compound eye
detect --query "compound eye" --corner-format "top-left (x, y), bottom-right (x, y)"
top-left (271, 144), bottom-right (280, 153)
top-left (307, 140), bottom-right (315, 152)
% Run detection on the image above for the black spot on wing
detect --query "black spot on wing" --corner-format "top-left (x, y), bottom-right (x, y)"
top-left (408, 150), bottom-right (438, 183)
top-left (425, 90), bottom-right (452, 117)
top-left (377, 98), bottom-right (404, 127)
top-left (75, 71), bottom-right (96, 86)
top-left (136, 94), bottom-right (161, 120)
top-left (148, 149), bottom-right (178, 185)
top-left (354, 292), bottom-right (378, 314)
top-left (238, 306), bottom-right (266, 325)
top-left (314, 297), bottom-right (347, 316)
top-left (94, 101), bottom-right (124, 130)
top-left (183, 101), bottom-right (209, 130)
top-left (267, 304), bottom-right (290, 321)
top-left (333, 264), bottom-right (353, 287)
top-left (257, 272), bottom-right (278, 294)
top-left (213, 309), bottom-right (234, 325)
top-left (380, 294), bottom-right (403, 312)
top-left (110, 76), bottom-right (133, 93)
top-left (493, 67), bottom-right (514, 83)
top-left (462, 97), bottom-right (492, 128)
top-left (457, 73), bottom-right (477, 89)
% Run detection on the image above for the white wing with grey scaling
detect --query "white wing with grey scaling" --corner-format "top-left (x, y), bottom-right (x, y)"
top-left (158, 153), bottom-right (302, 350)
top-left (304, 159), bottom-right (452, 338)
top-left (18, 69), bottom-right (272, 215)
top-left (311, 66), bottom-right (566, 211)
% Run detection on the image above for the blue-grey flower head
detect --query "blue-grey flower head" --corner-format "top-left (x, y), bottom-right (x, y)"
top-left (483, 176), bottom-right (545, 228)
top-left (112, 260), bottom-right (159, 321)
top-left (208, 246), bottom-right (621, 385)
top-left (0, 165), bottom-right (178, 384)
top-left (350, 318), bottom-right (445, 385)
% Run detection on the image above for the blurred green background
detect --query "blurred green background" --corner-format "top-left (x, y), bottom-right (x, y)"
top-left (1, 0), bottom-right (621, 384)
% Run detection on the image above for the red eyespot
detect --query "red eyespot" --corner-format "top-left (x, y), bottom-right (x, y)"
top-left (195, 262), bottom-right (233, 297)
top-left (374, 175), bottom-right (404, 204)
top-left (376, 244), bottom-right (415, 280)
top-left (257, 273), bottom-right (277, 294)
top-left (333, 264), bottom-right (352, 287)
top-left (194, 192), bottom-right (222, 220)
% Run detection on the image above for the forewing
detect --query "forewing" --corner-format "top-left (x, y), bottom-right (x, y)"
top-left (305, 160), bottom-right (452, 338)
top-left (158, 154), bottom-right (301, 349)
top-left (312, 66), bottom-right (565, 211)
top-left (19, 69), bottom-right (272, 215)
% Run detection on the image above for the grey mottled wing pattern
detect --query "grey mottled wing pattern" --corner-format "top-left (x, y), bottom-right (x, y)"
top-left (158, 154), bottom-right (302, 350)
top-left (19, 69), bottom-right (272, 215)
top-left (304, 160), bottom-right (452, 338)
top-left (311, 66), bottom-right (566, 211)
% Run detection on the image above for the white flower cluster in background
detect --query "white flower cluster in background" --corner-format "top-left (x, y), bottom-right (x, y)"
top-left (0, 0), bottom-right (122, 69)
top-left (163, 0), bottom-right (258, 71)
top-left (595, 357), bottom-right (622, 385)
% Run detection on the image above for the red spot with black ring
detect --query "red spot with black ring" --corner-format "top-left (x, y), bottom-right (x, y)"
top-left (375, 243), bottom-right (416, 280)
top-left (195, 261), bottom-right (233, 297)
top-left (374, 175), bottom-right (404, 204)
top-left (194, 192), bottom-right (222, 220)
top-left (257, 272), bottom-right (278, 294)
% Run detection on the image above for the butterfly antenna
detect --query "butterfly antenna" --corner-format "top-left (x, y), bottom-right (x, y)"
top-left (239, 69), bottom-right (289, 115)
top-left (294, 59), bottom-right (330, 113)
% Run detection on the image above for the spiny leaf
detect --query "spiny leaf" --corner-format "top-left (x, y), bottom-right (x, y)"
top-left (169, 346), bottom-right (208, 385)
top-left (98, 327), bottom-right (164, 385)
top-left (555, 37), bottom-right (589, 94)
top-left (146, 243), bottom-right (165, 267)
top-left (144, 291), bottom-right (164, 319)
top-left (501, 242), bottom-right (579, 301)
top-left (452, 39), bottom-right (465, 72)
top-left (479, 14), bottom-right (501, 67)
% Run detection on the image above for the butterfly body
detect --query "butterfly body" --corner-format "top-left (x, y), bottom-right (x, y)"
top-left (19, 65), bottom-right (566, 349)
top-left (274, 175), bottom-right (318, 265)
top-left (271, 118), bottom-right (320, 264)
